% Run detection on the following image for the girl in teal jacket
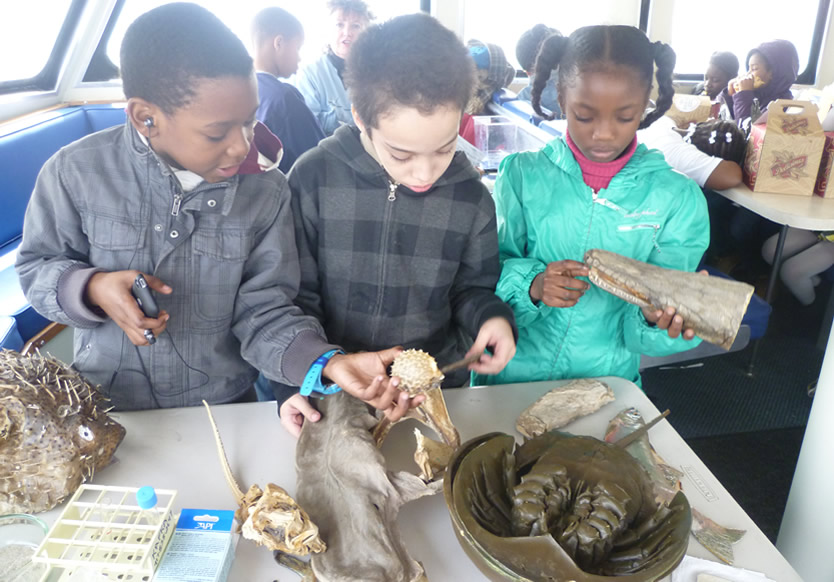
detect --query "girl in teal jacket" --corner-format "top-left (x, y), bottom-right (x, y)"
top-left (475, 25), bottom-right (709, 387)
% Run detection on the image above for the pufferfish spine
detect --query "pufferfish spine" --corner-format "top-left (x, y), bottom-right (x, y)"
top-left (390, 349), bottom-right (445, 394)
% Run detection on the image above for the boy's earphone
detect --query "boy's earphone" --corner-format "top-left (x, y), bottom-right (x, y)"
top-left (144, 117), bottom-right (154, 128)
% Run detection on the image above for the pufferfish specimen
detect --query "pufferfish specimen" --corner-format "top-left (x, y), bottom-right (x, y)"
top-left (372, 349), bottom-right (461, 452)
top-left (0, 350), bottom-right (126, 514)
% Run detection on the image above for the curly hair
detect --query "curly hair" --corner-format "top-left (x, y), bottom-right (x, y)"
top-left (326, 0), bottom-right (373, 21)
top-left (120, 3), bottom-right (253, 115)
top-left (686, 119), bottom-right (747, 164)
top-left (346, 13), bottom-right (474, 130)
top-left (531, 25), bottom-right (676, 130)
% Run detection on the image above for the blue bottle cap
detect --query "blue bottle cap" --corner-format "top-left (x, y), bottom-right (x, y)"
top-left (136, 486), bottom-right (158, 510)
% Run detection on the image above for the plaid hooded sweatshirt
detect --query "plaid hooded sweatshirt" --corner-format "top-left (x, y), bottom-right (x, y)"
top-left (286, 125), bottom-right (516, 388)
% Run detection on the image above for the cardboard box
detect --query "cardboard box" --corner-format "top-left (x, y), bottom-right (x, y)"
top-left (665, 94), bottom-right (713, 129)
top-left (743, 99), bottom-right (825, 196)
top-left (153, 509), bottom-right (237, 582)
top-left (814, 132), bottom-right (834, 197)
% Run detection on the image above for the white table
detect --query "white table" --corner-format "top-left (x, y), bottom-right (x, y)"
top-left (14, 378), bottom-right (802, 581)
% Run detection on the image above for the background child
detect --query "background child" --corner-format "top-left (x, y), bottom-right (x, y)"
top-left (277, 13), bottom-right (517, 435)
top-left (638, 117), bottom-right (745, 191)
top-left (15, 2), bottom-right (415, 420)
top-left (474, 25), bottom-right (708, 388)
top-left (251, 7), bottom-right (325, 173)
top-left (695, 51), bottom-right (739, 100)
top-left (722, 39), bottom-right (799, 121)
top-left (762, 229), bottom-right (834, 306)
top-left (296, 0), bottom-right (372, 135)
top-left (515, 24), bottom-right (562, 116)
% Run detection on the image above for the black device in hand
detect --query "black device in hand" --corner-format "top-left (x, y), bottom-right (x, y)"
top-left (132, 274), bottom-right (159, 344)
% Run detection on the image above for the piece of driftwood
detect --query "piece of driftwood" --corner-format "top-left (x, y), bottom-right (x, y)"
top-left (372, 349), bottom-right (460, 449)
top-left (295, 391), bottom-right (442, 582)
top-left (515, 378), bottom-right (615, 438)
top-left (584, 249), bottom-right (754, 350)
top-left (203, 401), bottom-right (325, 555)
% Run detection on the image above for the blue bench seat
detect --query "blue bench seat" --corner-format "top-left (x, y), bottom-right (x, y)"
top-left (0, 104), bottom-right (127, 345)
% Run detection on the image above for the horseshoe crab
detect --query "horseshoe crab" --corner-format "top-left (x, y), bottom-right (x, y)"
top-left (443, 431), bottom-right (691, 581)
top-left (584, 249), bottom-right (754, 350)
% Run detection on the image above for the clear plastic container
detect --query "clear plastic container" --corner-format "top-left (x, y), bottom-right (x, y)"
top-left (0, 513), bottom-right (50, 582)
top-left (474, 115), bottom-right (518, 171)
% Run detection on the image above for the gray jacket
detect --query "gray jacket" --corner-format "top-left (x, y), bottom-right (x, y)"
top-left (16, 121), bottom-right (336, 410)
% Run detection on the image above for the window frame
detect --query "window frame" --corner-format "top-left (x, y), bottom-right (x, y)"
top-left (643, 0), bottom-right (831, 85)
top-left (0, 0), bottom-right (88, 95)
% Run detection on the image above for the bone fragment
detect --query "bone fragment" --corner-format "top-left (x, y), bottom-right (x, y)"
top-left (296, 391), bottom-right (442, 582)
top-left (203, 401), bottom-right (325, 555)
top-left (413, 429), bottom-right (454, 482)
top-left (516, 378), bottom-right (616, 438)
top-left (584, 249), bottom-right (754, 350)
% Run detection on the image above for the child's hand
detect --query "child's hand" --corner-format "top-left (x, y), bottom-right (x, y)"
top-left (279, 394), bottom-right (321, 438)
top-left (86, 270), bottom-right (172, 345)
top-left (322, 347), bottom-right (425, 421)
top-left (467, 317), bottom-right (516, 375)
top-left (735, 73), bottom-right (756, 93)
top-left (530, 260), bottom-right (590, 307)
top-left (727, 78), bottom-right (738, 96)
top-left (641, 270), bottom-right (707, 340)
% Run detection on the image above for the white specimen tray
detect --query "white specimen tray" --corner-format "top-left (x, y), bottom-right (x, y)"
top-left (32, 484), bottom-right (177, 581)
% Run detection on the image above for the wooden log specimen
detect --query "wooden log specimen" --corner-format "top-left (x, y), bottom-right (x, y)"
top-left (584, 249), bottom-right (754, 350)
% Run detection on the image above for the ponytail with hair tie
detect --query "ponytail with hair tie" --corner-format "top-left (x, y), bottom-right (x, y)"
top-left (639, 41), bottom-right (676, 129)
top-left (531, 33), bottom-right (568, 119)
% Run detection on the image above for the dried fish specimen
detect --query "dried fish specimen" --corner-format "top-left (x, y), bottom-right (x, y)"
top-left (0, 350), bottom-right (125, 514)
top-left (444, 431), bottom-right (691, 581)
top-left (584, 249), bottom-right (754, 350)
top-left (515, 378), bottom-right (616, 438)
top-left (202, 401), bottom-right (325, 555)
top-left (294, 391), bottom-right (442, 582)
top-left (373, 349), bottom-right (460, 449)
top-left (605, 407), bottom-right (746, 564)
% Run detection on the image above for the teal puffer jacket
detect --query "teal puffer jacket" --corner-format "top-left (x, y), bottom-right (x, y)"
top-left (474, 137), bottom-right (709, 387)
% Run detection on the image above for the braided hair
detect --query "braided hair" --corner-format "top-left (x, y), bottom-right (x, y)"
top-left (531, 25), bottom-right (676, 130)
top-left (685, 119), bottom-right (747, 165)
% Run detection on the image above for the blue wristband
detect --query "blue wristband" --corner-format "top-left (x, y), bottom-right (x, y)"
top-left (300, 349), bottom-right (344, 397)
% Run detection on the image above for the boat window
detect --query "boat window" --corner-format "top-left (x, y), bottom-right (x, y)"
top-left (462, 0), bottom-right (641, 71)
top-left (101, 0), bottom-right (424, 77)
top-left (653, 0), bottom-right (827, 85)
top-left (0, 0), bottom-right (79, 91)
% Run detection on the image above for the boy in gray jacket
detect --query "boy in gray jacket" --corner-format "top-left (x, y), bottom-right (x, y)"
top-left (15, 3), bottom-right (415, 418)
top-left (277, 14), bottom-right (517, 435)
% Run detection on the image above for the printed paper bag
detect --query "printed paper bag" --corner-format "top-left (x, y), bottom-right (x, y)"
top-left (665, 94), bottom-right (713, 129)
top-left (814, 132), bottom-right (834, 197)
top-left (743, 99), bottom-right (825, 196)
